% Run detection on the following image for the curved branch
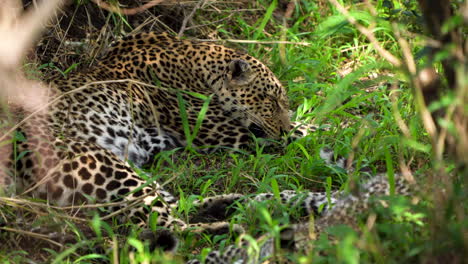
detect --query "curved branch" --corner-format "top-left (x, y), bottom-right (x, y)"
top-left (91, 0), bottom-right (166, 16)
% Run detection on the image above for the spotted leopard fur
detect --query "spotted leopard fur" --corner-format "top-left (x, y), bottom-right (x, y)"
top-left (187, 174), bottom-right (414, 264)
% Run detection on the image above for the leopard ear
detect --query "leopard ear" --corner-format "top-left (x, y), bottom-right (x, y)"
top-left (227, 59), bottom-right (254, 85)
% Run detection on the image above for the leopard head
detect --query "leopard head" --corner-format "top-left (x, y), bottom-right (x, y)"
top-left (215, 58), bottom-right (291, 139)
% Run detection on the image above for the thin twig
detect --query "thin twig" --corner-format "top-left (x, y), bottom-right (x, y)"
top-left (1, 184), bottom-right (168, 223)
top-left (91, 0), bottom-right (166, 16)
top-left (389, 83), bottom-right (411, 138)
top-left (196, 39), bottom-right (311, 46)
top-left (280, 0), bottom-right (297, 64)
top-left (0, 79), bottom-right (174, 142)
top-left (178, 0), bottom-right (208, 37)
top-left (186, 13), bottom-right (235, 30)
top-left (340, 44), bottom-right (370, 53)
top-left (0, 226), bottom-right (64, 248)
top-left (394, 25), bottom-right (438, 144)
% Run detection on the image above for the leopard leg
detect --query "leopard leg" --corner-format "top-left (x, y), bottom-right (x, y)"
top-left (186, 245), bottom-right (247, 264)
top-left (319, 147), bottom-right (374, 174)
top-left (286, 121), bottom-right (329, 144)
top-left (188, 175), bottom-right (415, 263)
top-left (190, 194), bottom-right (244, 223)
top-left (190, 190), bottom-right (339, 224)
top-left (290, 121), bottom-right (320, 138)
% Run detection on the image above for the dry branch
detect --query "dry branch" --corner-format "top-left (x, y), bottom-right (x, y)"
top-left (0, 226), bottom-right (64, 248)
top-left (91, 0), bottom-right (166, 16)
top-left (178, 0), bottom-right (208, 37)
top-left (196, 38), bottom-right (311, 46)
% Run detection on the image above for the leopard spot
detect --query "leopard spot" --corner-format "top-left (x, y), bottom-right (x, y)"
top-left (82, 183), bottom-right (94, 195)
top-left (63, 163), bottom-right (72, 172)
top-left (106, 180), bottom-right (121, 191)
top-left (79, 156), bottom-right (88, 164)
top-left (153, 200), bottom-right (164, 207)
top-left (71, 161), bottom-right (79, 170)
top-left (63, 174), bottom-right (77, 189)
top-left (100, 165), bottom-right (113, 177)
top-left (95, 153), bottom-right (104, 162)
top-left (96, 188), bottom-right (107, 200)
top-left (25, 159), bottom-right (33, 169)
top-left (95, 173), bottom-right (105, 185)
top-left (114, 171), bottom-right (128, 180)
top-left (134, 189), bottom-right (144, 197)
top-left (117, 188), bottom-right (130, 196)
top-left (78, 167), bottom-right (92, 180)
top-left (124, 179), bottom-right (138, 187)
top-left (89, 161), bottom-right (97, 170)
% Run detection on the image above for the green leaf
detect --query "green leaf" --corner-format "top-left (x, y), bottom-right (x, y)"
top-left (91, 214), bottom-right (102, 238)
top-left (14, 150), bottom-right (30, 162)
top-left (325, 176), bottom-right (332, 209)
top-left (441, 14), bottom-right (463, 34)
top-left (384, 149), bottom-right (395, 195)
top-left (73, 254), bottom-right (108, 263)
top-left (293, 142), bottom-right (311, 160)
top-left (13, 131), bottom-right (26, 142)
top-left (253, 0), bottom-right (277, 40)
top-left (149, 211), bottom-right (158, 232)
top-left (51, 242), bottom-right (85, 264)
top-left (63, 63), bottom-right (80, 75)
top-left (201, 179), bottom-right (213, 195)
top-left (402, 138), bottom-right (431, 153)
top-left (191, 94), bottom-right (213, 144)
top-left (259, 206), bottom-right (273, 226)
top-left (128, 237), bottom-right (144, 253)
top-left (271, 178), bottom-right (280, 200)
top-left (176, 92), bottom-right (192, 147)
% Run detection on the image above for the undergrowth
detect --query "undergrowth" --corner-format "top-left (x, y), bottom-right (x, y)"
top-left (0, 0), bottom-right (466, 263)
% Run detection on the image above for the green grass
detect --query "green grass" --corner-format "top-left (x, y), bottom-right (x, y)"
top-left (1, 0), bottom-right (466, 263)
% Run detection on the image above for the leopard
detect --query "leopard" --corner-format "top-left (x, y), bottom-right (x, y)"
top-left (0, 32), bottom-right (319, 250)
top-left (187, 167), bottom-right (416, 264)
